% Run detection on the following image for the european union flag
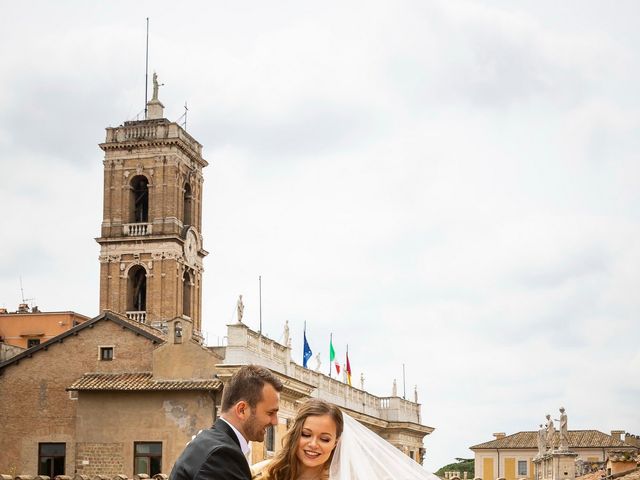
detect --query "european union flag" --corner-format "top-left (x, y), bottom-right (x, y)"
top-left (303, 329), bottom-right (312, 368)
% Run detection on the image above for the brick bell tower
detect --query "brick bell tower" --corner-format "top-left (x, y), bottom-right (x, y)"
top-left (96, 79), bottom-right (208, 335)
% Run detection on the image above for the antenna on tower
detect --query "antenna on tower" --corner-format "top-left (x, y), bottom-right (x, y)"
top-left (144, 17), bottom-right (150, 119)
top-left (19, 276), bottom-right (35, 310)
top-left (175, 102), bottom-right (189, 130)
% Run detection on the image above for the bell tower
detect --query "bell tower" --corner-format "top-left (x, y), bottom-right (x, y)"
top-left (96, 82), bottom-right (208, 335)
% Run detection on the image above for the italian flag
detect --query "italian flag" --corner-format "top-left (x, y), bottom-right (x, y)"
top-left (330, 334), bottom-right (340, 376)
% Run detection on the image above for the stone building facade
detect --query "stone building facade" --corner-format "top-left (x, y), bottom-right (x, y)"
top-left (96, 98), bottom-right (207, 333)
top-left (471, 430), bottom-right (638, 480)
top-left (0, 91), bottom-right (433, 478)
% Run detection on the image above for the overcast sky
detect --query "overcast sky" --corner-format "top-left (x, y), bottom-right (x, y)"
top-left (1, 0), bottom-right (639, 471)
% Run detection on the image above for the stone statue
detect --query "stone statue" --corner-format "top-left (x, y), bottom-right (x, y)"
top-left (414, 385), bottom-right (418, 403)
top-left (314, 352), bottom-right (321, 371)
top-left (152, 72), bottom-right (159, 100)
top-left (558, 407), bottom-right (568, 451)
top-left (537, 424), bottom-right (546, 457)
top-left (546, 414), bottom-right (555, 451)
top-left (392, 379), bottom-right (397, 397)
top-left (360, 372), bottom-right (365, 390)
top-left (236, 295), bottom-right (244, 323)
top-left (283, 320), bottom-right (290, 347)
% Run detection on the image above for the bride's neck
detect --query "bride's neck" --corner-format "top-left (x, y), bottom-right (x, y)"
top-left (296, 463), bottom-right (324, 480)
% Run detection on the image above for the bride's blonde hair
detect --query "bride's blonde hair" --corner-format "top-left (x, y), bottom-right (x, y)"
top-left (266, 399), bottom-right (344, 480)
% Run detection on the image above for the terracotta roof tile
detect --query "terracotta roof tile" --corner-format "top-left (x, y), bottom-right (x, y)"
top-left (471, 431), bottom-right (636, 450)
top-left (67, 372), bottom-right (222, 391)
top-left (615, 467), bottom-right (640, 480)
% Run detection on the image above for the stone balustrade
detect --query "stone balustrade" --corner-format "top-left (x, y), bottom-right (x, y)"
top-left (224, 323), bottom-right (421, 423)
top-left (104, 120), bottom-right (203, 158)
top-left (123, 223), bottom-right (152, 236)
top-left (126, 311), bottom-right (147, 323)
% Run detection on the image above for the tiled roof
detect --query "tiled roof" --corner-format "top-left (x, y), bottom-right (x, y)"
top-left (67, 372), bottom-right (222, 391)
top-left (471, 431), bottom-right (635, 450)
top-left (614, 467), bottom-right (640, 480)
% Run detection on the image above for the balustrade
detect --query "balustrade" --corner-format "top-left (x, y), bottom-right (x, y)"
top-left (123, 223), bottom-right (152, 236)
top-left (126, 311), bottom-right (147, 323)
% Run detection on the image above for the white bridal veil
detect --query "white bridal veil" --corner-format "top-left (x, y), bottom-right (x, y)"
top-left (329, 411), bottom-right (441, 480)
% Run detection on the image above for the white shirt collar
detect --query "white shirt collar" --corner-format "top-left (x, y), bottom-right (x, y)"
top-left (220, 417), bottom-right (251, 457)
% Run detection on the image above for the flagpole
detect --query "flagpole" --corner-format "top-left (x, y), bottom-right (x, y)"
top-left (259, 275), bottom-right (262, 335)
top-left (402, 363), bottom-right (406, 399)
top-left (144, 17), bottom-right (149, 119)
top-left (329, 333), bottom-right (332, 378)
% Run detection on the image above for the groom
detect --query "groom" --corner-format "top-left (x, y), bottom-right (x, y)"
top-left (169, 365), bottom-right (283, 480)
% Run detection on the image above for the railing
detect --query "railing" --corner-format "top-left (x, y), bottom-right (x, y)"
top-left (105, 121), bottom-right (203, 156)
top-left (123, 223), bottom-right (152, 236)
top-left (126, 311), bottom-right (147, 323)
top-left (124, 124), bottom-right (158, 140)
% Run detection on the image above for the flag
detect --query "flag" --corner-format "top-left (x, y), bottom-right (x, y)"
top-left (346, 348), bottom-right (352, 386)
top-left (329, 333), bottom-right (335, 377)
top-left (335, 361), bottom-right (341, 375)
top-left (303, 325), bottom-right (312, 368)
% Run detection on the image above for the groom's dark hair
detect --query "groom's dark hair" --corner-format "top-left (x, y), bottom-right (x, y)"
top-left (221, 364), bottom-right (283, 411)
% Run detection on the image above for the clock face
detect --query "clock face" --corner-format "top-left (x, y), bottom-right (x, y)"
top-left (184, 230), bottom-right (198, 264)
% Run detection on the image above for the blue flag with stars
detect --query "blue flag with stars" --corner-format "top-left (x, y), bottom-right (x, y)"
top-left (303, 328), bottom-right (312, 368)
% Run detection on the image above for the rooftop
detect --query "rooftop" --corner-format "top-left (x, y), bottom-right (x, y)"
top-left (471, 431), bottom-right (637, 450)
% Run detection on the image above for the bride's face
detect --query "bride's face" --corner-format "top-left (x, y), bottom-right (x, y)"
top-left (296, 414), bottom-right (338, 471)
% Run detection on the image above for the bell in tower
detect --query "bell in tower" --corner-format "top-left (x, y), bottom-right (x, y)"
top-left (96, 74), bottom-right (208, 336)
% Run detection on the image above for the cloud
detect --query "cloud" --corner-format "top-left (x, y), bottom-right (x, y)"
top-left (1, 0), bottom-right (639, 471)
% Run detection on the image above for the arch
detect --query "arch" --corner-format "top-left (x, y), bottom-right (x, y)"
top-left (183, 182), bottom-right (193, 226)
top-left (127, 264), bottom-right (147, 312)
top-left (130, 175), bottom-right (149, 223)
top-left (182, 269), bottom-right (192, 318)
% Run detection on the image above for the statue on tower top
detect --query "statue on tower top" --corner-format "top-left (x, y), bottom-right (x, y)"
top-left (152, 72), bottom-right (163, 101)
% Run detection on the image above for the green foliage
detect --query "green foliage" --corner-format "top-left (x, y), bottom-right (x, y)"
top-left (435, 458), bottom-right (474, 478)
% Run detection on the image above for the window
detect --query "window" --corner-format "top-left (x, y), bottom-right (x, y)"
top-left (39, 443), bottom-right (65, 477)
top-left (518, 460), bottom-right (528, 476)
top-left (131, 176), bottom-right (149, 223)
top-left (183, 183), bottom-right (192, 226)
top-left (128, 265), bottom-right (147, 313)
top-left (134, 442), bottom-right (162, 476)
top-left (182, 270), bottom-right (192, 318)
top-left (28, 338), bottom-right (41, 348)
top-left (100, 346), bottom-right (114, 361)
top-left (265, 425), bottom-right (275, 452)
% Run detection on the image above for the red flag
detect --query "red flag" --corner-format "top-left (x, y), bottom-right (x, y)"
top-left (346, 350), bottom-right (352, 386)
top-left (335, 361), bottom-right (341, 375)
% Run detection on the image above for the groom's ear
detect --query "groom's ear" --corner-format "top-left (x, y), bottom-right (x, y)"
top-left (233, 400), bottom-right (250, 420)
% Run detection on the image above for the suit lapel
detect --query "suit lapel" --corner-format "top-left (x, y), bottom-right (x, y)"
top-left (214, 417), bottom-right (242, 449)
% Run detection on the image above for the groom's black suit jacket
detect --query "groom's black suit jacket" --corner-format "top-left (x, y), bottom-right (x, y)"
top-left (169, 418), bottom-right (251, 480)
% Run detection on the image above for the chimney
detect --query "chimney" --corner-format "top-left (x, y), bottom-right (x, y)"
top-left (493, 432), bottom-right (506, 439)
top-left (611, 430), bottom-right (625, 441)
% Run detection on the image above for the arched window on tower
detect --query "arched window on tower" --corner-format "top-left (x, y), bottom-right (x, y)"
top-left (183, 183), bottom-right (193, 227)
top-left (182, 270), bottom-right (192, 319)
top-left (127, 265), bottom-right (147, 322)
top-left (130, 175), bottom-right (149, 223)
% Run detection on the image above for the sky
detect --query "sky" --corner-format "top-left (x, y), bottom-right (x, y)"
top-left (1, 0), bottom-right (639, 472)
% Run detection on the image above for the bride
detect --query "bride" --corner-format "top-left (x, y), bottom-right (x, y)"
top-left (252, 398), bottom-right (440, 480)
